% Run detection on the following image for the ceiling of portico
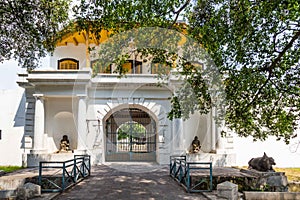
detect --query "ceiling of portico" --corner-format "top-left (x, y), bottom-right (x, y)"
top-left (56, 29), bottom-right (110, 46)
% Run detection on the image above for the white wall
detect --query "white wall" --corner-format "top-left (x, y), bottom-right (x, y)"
top-left (0, 88), bottom-right (25, 166)
top-left (51, 44), bottom-right (87, 69)
top-left (183, 113), bottom-right (211, 152)
top-left (45, 97), bottom-right (77, 152)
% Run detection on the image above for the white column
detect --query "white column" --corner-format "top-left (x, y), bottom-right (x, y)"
top-left (32, 94), bottom-right (45, 153)
top-left (77, 95), bottom-right (87, 151)
top-left (210, 107), bottom-right (216, 153)
top-left (172, 118), bottom-right (185, 154)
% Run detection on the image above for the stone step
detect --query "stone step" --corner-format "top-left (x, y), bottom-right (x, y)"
top-left (244, 191), bottom-right (300, 200)
top-left (186, 152), bottom-right (236, 167)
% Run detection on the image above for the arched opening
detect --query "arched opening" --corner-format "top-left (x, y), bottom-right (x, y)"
top-left (105, 108), bottom-right (156, 162)
top-left (53, 112), bottom-right (77, 151)
top-left (57, 58), bottom-right (79, 70)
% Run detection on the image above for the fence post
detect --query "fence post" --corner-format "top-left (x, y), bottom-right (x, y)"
top-left (179, 160), bottom-right (183, 182)
top-left (38, 162), bottom-right (42, 187)
top-left (73, 158), bottom-right (77, 182)
top-left (81, 157), bottom-right (85, 177)
top-left (62, 162), bottom-right (66, 191)
top-left (88, 155), bottom-right (91, 176)
top-left (186, 163), bottom-right (190, 192)
top-left (209, 163), bottom-right (213, 191)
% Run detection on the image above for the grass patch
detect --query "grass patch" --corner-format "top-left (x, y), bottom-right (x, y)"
top-left (275, 168), bottom-right (300, 182)
top-left (234, 166), bottom-right (300, 182)
top-left (0, 166), bottom-right (23, 173)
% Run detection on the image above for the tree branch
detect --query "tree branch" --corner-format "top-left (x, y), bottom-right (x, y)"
top-left (246, 31), bottom-right (299, 110)
top-left (263, 30), bottom-right (300, 72)
top-left (170, 0), bottom-right (191, 27)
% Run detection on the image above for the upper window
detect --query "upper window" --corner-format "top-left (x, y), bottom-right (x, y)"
top-left (58, 58), bottom-right (79, 70)
top-left (151, 63), bottom-right (171, 74)
top-left (91, 60), bottom-right (112, 73)
top-left (123, 60), bottom-right (142, 74)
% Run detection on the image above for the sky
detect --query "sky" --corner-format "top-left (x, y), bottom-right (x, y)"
top-left (0, 56), bottom-right (50, 90)
top-left (0, 60), bottom-right (21, 90)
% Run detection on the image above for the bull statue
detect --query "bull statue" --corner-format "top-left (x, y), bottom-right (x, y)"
top-left (248, 152), bottom-right (276, 172)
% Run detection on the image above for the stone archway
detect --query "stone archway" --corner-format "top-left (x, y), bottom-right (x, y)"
top-left (105, 107), bottom-right (156, 162)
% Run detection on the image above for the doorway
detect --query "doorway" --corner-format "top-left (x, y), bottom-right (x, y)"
top-left (105, 108), bottom-right (156, 161)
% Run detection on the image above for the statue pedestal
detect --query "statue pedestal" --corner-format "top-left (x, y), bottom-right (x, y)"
top-left (73, 149), bottom-right (87, 155)
top-left (186, 152), bottom-right (236, 167)
top-left (240, 169), bottom-right (288, 192)
top-left (26, 152), bottom-right (74, 167)
top-left (30, 149), bottom-right (47, 154)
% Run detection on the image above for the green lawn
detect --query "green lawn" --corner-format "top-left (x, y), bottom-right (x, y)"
top-left (234, 166), bottom-right (300, 182)
top-left (0, 166), bottom-right (23, 173)
top-left (275, 168), bottom-right (300, 182)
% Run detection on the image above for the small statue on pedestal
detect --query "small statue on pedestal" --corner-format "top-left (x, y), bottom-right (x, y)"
top-left (60, 135), bottom-right (70, 152)
top-left (190, 136), bottom-right (201, 153)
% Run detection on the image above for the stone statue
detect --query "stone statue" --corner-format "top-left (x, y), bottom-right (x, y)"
top-left (248, 152), bottom-right (276, 172)
top-left (60, 135), bottom-right (70, 152)
top-left (190, 136), bottom-right (201, 153)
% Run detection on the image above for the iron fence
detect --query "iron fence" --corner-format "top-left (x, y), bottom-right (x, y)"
top-left (38, 155), bottom-right (91, 193)
top-left (169, 155), bottom-right (212, 193)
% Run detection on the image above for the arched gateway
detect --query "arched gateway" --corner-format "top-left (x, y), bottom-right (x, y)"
top-left (105, 108), bottom-right (157, 162)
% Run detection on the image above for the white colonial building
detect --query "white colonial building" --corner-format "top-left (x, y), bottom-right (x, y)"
top-left (1, 26), bottom-right (299, 168)
top-left (2, 27), bottom-right (238, 167)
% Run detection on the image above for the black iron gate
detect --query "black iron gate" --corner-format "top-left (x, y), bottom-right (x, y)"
top-left (105, 108), bottom-right (156, 162)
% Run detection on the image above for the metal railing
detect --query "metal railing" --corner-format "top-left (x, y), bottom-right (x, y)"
top-left (169, 155), bottom-right (212, 193)
top-left (38, 155), bottom-right (91, 193)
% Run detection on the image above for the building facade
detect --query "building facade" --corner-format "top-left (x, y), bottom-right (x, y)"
top-left (15, 28), bottom-right (235, 167)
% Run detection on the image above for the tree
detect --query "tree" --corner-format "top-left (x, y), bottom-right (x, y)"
top-left (3, 0), bottom-right (299, 143)
top-left (76, 1), bottom-right (299, 143)
top-left (0, 0), bottom-right (70, 69)
top-left (188, 0), bottom-right (300, 143)
top-left (117, 122), bottom-right (146, 141)
top-left (73, 0), bottom-right (299, 143)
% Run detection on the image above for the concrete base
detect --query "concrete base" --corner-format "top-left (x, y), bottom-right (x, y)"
top-left (217, 181), bottom-right (238, 200)
top-left (244, 192), bottom-right (300, 200)
top-left (0, 176), bottom-right (26, 190)
top-left (0, 190), bottom-right (16, 199)
top-left (26, 152), bottom-right (75, 167)
top-left (30, 149), bottom-right (47, 154)
top-left (73, 149), bottom-right (87, 155)
top-left (17, 182), bottom-right (41, 199)
top-left (241, 169), bottom-right (288, 192)
top-left (186, 152), bottom-right (236, 167)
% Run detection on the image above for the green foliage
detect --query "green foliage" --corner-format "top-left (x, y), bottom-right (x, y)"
top-left (189, 0), bottom-right (300, 143)
top-left (72, 0), bottom-right (189, 33)
top-left (75, 0), bottom-right (300, 143)
top-left (2, 0), bottom-right (299, 143)
top-left (117, 122), bottom-right (146, 140)
top-left (0, 166), bottom-right (23, 173)
top-left (0, 0), bottom-right (70, 69)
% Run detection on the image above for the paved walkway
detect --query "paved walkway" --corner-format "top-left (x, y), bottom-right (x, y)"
top-left (52, 163), bottom-right (209, 200)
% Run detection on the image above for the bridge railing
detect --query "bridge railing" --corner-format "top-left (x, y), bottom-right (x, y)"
top-left (169, 155), bottom-right (212, 193)
top-left (38, 155), bottom-right (91, 193)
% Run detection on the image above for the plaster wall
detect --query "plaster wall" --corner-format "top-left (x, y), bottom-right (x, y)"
top-left (0, 88), bottom-right (25, 166)
top-left (85, 85), bottom-right (174, 164)
top-left (45, 97), bottom-right (77, 153)
top-left (50, 44), bottom-right (87, 69)
top-left (182, 113), bottom-right (211, 152)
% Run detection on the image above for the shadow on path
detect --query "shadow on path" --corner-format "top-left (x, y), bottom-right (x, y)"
top-left (53, 164), bottom-right (208, 200)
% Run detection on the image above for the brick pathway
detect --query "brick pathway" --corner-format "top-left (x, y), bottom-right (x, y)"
top-left (53, 163), bottom-right (209, 200)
